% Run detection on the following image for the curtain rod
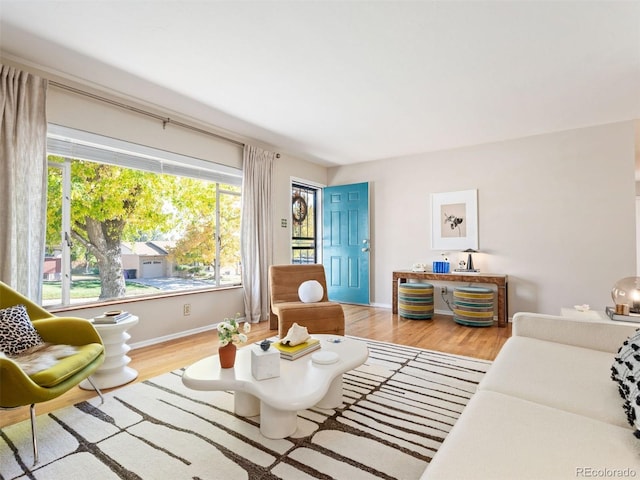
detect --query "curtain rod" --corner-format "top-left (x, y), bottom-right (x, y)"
top-left (48, 80), bottom-right (246, 149)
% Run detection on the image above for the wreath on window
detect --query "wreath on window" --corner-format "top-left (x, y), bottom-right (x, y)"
top-left (292, 194), bottom-right (308, 224)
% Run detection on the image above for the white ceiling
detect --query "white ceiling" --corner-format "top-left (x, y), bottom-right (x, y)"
top-left (1, 1), bottom-right (639, 167)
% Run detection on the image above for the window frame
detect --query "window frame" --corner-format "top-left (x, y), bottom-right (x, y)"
top-left (44, 125), bottom-right (243, 309)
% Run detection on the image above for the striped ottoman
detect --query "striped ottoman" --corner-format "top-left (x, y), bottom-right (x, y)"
top-left (398, 283), bottom-right (434, 320)
top-left (453, 286), bottom-right (495, 327)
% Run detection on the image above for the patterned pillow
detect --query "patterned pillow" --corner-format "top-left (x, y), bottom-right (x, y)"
top-left (0, 304), bottom-right (45, 356)
top-left (611, 328), bottom-right (640, 438)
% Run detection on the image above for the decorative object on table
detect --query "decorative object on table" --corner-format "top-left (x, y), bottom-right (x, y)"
top-left (218, 343), bottom-right (237, 369)
top-left (433, 253), bottom-right (451, 273)
top-left (431, 189), bottom-right (478, 251)
top-left (454, 249), bottom-right (480, 272)
top-left (574, 304), bottom-right (590, 312)
top-left (280, 322), bottom-right (310, 346)
top-left (271, 337), bottom-right (321, 360)
top-left (92, 310), bottom-right (132, 324)
top-left (298, 279), bottom-right (324, 303)
top-left (216, 313), bottom-right (251, 369)
top-left (251, 340), bottom-right (280, 380)
top-left (611, 277), bottom-right (640, 315)
top-left (411, 263), bottom-right (427, 272)
top-left (432, 261), bottom-right (450, 273)
top-left (614, 304), bottom-right (629, 315)
top-left (311, 350), bottom-right (339, 365)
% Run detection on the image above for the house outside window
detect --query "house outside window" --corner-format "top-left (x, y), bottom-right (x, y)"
top-left (44, 125), bottom-right (242, 307)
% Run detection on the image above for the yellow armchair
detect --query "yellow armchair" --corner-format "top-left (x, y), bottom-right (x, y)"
top-left (0, 281), bottom-right (105, 464)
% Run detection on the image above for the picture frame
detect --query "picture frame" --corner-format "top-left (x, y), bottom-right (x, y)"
top-left (431, 189), bottom-right (478, 250)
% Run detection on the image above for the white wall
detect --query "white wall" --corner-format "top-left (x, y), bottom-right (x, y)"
top-left (328, 122), bottom-right (637, 317)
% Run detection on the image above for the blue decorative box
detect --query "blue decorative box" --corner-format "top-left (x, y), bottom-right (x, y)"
top-left (433, 261), bottom-right (450, 273)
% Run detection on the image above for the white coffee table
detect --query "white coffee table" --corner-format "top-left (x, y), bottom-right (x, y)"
top-left (181, 335), bottom-right (368, 439)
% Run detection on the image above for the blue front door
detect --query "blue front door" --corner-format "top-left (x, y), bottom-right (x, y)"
top-left (322, 182), bottom-right (370, 304)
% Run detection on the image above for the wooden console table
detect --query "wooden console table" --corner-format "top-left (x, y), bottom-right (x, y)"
top-left (392, 271), bottom-right (509, 327)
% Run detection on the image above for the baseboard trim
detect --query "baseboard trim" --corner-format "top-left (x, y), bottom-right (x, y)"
top-left (130, 316), bottom-right (247, 350)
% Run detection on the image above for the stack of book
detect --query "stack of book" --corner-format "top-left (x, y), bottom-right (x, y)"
top-left (271, 337), bottom-right (321, 360)
top-left (92, 311), bottom-right (132, 324)
top-left (605, 306), bottom-right (640, 323)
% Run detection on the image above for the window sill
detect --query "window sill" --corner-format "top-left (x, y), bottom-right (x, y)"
top-left (46, 284), bottom-right (242, 314)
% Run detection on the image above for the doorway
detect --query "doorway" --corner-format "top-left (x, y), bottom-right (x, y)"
top-left (322, 182), bottom-right (370, 304)
top-left (291, 183), bottom-right (319, 264)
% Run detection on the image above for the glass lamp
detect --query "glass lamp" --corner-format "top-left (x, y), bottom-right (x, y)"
top-left (611, 277), bottom-right (640, 314)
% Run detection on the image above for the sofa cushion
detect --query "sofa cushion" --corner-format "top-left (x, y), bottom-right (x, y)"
top-left (611, 328), bottom-right (640, 437)
top-left (0, 304), bottom-right (45, 355)
top-left (422, 390), bottom-right (640, 480)
top-left (479, 336), bottom-right (628, 428)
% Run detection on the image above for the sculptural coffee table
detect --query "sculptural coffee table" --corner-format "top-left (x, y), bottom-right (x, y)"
top-left (182, 335), bottom-right (368, 439)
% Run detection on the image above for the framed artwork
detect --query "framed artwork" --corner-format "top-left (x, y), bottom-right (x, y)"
top-left (431, 189), bottom-right (478, 250)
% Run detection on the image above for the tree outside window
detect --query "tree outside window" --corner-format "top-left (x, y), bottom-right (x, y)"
top-left (44, 141), bottom-right (241, 306)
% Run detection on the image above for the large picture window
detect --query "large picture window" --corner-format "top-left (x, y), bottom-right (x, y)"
top-left (44, 125), bottom-right (242, 307)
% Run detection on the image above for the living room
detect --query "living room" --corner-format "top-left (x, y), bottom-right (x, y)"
top-left (1, 1), bottom-right (640, 478)
top-left (2, 2), bottom-right (639, 345)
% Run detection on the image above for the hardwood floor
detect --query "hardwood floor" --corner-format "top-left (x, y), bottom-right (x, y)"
top-left (0, 305), bottom-right (511, 428)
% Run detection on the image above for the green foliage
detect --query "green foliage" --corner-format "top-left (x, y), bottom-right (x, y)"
top-left (69, 161), bottom-right (175, 243)
top-left (46, 156), bottom-right (242, 298)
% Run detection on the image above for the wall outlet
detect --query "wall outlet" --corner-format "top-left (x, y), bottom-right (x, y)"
top-left (183, 304), bottom-right (191, 316)
top-left (440, 286), bottom-right (448, 295)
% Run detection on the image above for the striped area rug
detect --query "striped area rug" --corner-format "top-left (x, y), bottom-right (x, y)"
top-left (0, 338), bottom-right (491, 480)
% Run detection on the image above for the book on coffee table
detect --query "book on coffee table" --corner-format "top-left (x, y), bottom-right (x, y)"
top-left (271, 337), bottom-right (321, 360)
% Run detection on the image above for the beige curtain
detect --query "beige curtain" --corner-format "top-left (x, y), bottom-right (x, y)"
top-left (0, 65), bottom-right (48, 301)
top-left (241, 145), bottom-right (275, 323)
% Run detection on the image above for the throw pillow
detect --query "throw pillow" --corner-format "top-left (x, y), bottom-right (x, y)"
top-left (0, 304), bottom-right (45, 356)
top-left (611, 328), bottom-right (640, 438)
top-left (298, 280), bottom-right (324, 303)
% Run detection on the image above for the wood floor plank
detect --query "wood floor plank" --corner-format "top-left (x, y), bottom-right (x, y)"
top-left (0, 305), bottom-right (511, 428)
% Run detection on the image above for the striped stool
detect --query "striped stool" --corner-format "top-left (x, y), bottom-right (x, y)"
top-left (453, 286), bottom-right (495, 327)
top-left (398, 283), bottom-right (434, 320)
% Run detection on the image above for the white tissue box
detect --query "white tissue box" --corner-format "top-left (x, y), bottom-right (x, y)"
top-left (251, 344), bottom-right (280, 380)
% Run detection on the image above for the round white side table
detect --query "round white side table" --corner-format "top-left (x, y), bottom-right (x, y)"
top-left (80, 315), bottom-right (139, 390)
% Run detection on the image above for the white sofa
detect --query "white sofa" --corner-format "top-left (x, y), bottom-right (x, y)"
top-left (422, 312), bottom-right (640, 480)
